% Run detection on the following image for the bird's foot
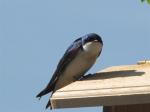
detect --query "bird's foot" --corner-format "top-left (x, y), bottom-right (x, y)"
top-left (73, 75), bottom-right (81, 80)
top-left (79, 73), bottom-right (93, 80)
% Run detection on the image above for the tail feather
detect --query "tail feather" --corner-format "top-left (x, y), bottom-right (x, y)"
top-left (36, 88), bottom-right (52, 98)
top-left (46, 100), bottom-right (52, 109)
top-left (36, 90), bottom-right (46, 98)
top-left (46, 91), bottom-right (55, 109)
top-left (36, 83), bottom-right (56, 98)
top-left (36, 81), bottom-right (56, 109)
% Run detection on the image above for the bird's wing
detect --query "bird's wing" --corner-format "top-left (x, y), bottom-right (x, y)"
top-left (36, 37), bottom-right (83, 98)
top-left (49, 37), bottom-right (83, 89)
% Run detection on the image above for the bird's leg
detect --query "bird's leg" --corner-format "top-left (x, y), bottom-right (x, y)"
top-left (73, 75), bottom-right (81, 80)
top-left (74, 73), bottom-right (93, 81)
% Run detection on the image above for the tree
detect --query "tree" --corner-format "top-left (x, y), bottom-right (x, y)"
top-left (141, 0), bottom-right (150, 4)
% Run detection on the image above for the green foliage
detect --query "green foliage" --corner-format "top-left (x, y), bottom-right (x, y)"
top-left (148, 0), bottom-right (150, 4)
top-left (141, 0), bottom-right (150, 4)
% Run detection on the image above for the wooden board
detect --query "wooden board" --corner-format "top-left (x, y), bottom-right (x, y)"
top-left (50, 61), bottom-right (150, 109)
top-left (103, 104), bottom-right (150, 112)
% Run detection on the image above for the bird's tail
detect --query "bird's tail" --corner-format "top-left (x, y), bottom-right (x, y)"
top-left (46, 100), bottom-right (52, 109)
top-left (36, 90), bottom-right (45, 98)
top-left (36, 88), bottom-right (51, 99)
top-left (36, 82), bottom-right (56, 98)
top-left (45, 91), bottom-right (55, 109)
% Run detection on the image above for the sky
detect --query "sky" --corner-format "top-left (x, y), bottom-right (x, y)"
top-left (0, 0), bottom-right (150, 112)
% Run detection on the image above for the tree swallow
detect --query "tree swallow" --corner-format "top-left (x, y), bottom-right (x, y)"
top-left (36, 33), bottom-right (103, 109)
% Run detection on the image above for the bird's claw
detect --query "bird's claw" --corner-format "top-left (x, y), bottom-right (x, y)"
top-left (73, 76), bottom-right (81, 80)
top-left (79, 73), bottom-right (93, 80)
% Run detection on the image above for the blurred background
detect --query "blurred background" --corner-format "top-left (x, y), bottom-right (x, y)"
top-left (0, 0), bottom-right (150, 112)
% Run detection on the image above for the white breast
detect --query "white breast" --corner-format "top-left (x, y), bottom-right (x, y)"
top-left (83, 41), bottom-right (102, 57)
top-left (54, 41), bottom-right (102, 90)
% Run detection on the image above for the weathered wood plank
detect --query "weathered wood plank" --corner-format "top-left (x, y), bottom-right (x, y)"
top-left (50, 61), bottom-right (150, 109)
top-left (103, 104), bottom-right (150, 112)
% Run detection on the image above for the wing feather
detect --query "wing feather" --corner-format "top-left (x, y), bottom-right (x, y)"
top-left (36, 37), bottom-right (83, 98)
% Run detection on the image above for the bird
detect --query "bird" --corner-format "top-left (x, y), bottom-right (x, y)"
top-left (36, 33), bottom-right (103, 109)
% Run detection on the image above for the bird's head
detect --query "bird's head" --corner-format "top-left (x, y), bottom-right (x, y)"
top-left (82, 33), bottom-right (103, 56)
top-left (82, 33), bottom-right (103, 46)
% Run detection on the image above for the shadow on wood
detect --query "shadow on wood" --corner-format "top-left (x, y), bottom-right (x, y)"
top-left (104, 103), bottom-right (150, 112)
top-left (81, 70), bottom-right (145, 80)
